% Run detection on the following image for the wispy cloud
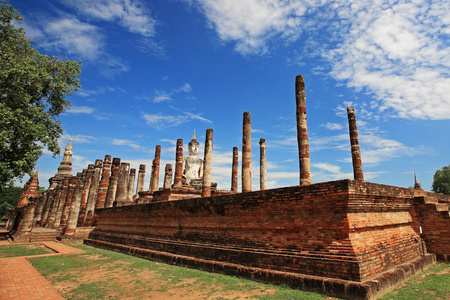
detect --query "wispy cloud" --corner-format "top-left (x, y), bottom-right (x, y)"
top-left (67, 106), bottom-right (95, 114)
top-left (152, 83), bottom-right (192, 103)
top-left (190, 0), bottom-right (450, 120)
top-left (111, 139), bottom-right (141, 150)
top-left (142, 112), bottom-right (212, 130)
top-left (322, 122), bottom-right (344, 131)
top-left (59, 0), bottom-right (157, 37)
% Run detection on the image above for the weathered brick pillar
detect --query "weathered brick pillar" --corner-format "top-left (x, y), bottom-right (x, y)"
top-left (163, 164), bottom-right (173, 189)
top-left (64, 173), bottom-right (82, 236)
top-left (95, 155), bottom-right (111, 209)
top-left (83, 159), bottom-right (103, 226)
top-left (150, 145), bottom-right (161, 192)
top-left (59, 176), bottom-right (77, 228)
top-left (104, 158), bottom-right (121, 208)
top-left (347, 107), bottom-right (364, 181)
top-left (77, 164), bottom-right (94, 226)
top-left (53, 178), bottom-right (70, 228)
top-left (231, 147), bottom-right (238, 193)
top-left (259, 138), bottom-right (267, 190)
top-left (40, 189), bottom-right (54, 227)
top-left (17, 198), bottom-right (38, 237)
top-left (134, 164), bottom-right (146, 200)
top-left (115, 162), bottom-right (130, 206)
top-left (202, 129), bottom-right (213, 197)
top-left (33, 193), bottom-right (47, 227)
top-left (127, 168), bottom-right (136, 203)
top-left (46, 182), bottom-right (63, 228)
top-left (173, 139), bottom-right (183, 188)
top-left (295, 75), bottom-right (312, 186)
top-left (242, 111), bottom-right (252, 192)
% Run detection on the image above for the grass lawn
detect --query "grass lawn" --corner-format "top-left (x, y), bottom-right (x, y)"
top-left (1, 242), bottom-right (449, 299)
top-left (0, 243), bottom-right (55, 258)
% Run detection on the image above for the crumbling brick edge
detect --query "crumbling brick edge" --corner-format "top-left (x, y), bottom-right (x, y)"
top-left (84, 238), bottom-right (436, 300)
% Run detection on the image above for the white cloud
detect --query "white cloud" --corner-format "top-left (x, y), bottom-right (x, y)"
top-left (58, 0), bottom-right (156, 37)
top-left (142, 112), bottom-right (212, 130)
top-left (152, 83), bottom-right (192, 103)
top-left (67, 106), bottom-right (95, 114)
top-left (111, 139), bottom-right (141, 150)
top-left (322, 122), bottom-right (344, 130)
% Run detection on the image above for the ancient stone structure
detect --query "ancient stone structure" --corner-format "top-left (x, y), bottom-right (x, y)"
top-left (295, 75), bottom-right (312, 185)
top-left (54, 137), bottom-right (73, 181)
top-left (231, 147), bottom-right (238, 193)
top-left (202, 129), bottom-right (213, 197)
top-left (259, 138), bottom-right (267, 190)
top-left (115, 163), bottom-right (130, 206)
top-left (150, 145), bottom-right (161, 192)
top-left (163, 164), bottom-right (173, 189)
top-left (173, 139), bottom-right (184, 188)
top-left (135, 164), bottom-right (146, 200)
top-left (16, 170), bottom-right (39, 208)
top-left (104, 158), bottom-right (121, 208)
top-left (8, 75), bottom-right (450, 299)
top-left (83, 159), bottom-right (103, 225)
top-left (182, 132), bottom-right (203, 187)
top-left (347, 107), bottom-right (364, 181)
top-left (95, 155), bottom-right (111, 209)
top-left (242, 111), bottom-right (252, 192)
top-left (127, 168), bottom-right (136, 203)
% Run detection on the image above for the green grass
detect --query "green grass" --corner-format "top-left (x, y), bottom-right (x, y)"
top-left (3, 242), bottom-right (449, 299)
top-left (380, 263), bottom-right (450, 300)
top-left (0, 243), bottom-right (55, 257)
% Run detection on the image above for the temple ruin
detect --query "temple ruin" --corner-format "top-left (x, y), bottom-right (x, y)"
top-left (6, 76), bottom-right (450, 300)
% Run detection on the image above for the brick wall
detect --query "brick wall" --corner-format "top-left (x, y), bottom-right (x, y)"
top-left (89, 179), bottom-right (433, 282)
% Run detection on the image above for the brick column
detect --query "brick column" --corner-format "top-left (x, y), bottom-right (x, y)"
top-left (115, 162), bottom-right (130, 206)
top-left (95, 155), bottom-right (111, 209)
top-left (134, 164), bottom-right (146, 200)
top-left (173, 139), bottom-right (184, 188)
top-left (231, 147), bottom-right (238, 193)
top-left (83, 159), bottom-right (102, 225)
top-left (127, 168), bottom-right (136, 203)
top-left (150, 145), bottom-right (161, 192)
top-left (77, 164), bottom-right (94, 226)
top-left (104, 158), bottom-right (121, 208)
top-left (242, 111), bottom-right (252, 193)
top-left (202, 129), bottom-right (213, 197)
top-left (163, 164), bottom-right (173, 189)
top-left (59, 176), bottom-right (77, 228)
top-left (295, 75), bottom-right (312, 185)
top-left (53, 178), bottom-right (70, 228)
top-left (347, 107), bottom-right (364, 181)
top-left (64, 174), bottom-right (82, 236)
top-left (259, 138), bottom-right (267, 190)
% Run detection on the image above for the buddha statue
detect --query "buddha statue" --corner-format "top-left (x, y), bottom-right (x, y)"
top-left (182, 131), bottom-right (203, 186)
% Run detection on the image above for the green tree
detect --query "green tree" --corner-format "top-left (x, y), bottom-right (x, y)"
top-left (0, 1), bottom-right (81, 190)
top-left (432, 165), bottom-right (450, 195)
top-left (0, 186), bottom-right (22, 219)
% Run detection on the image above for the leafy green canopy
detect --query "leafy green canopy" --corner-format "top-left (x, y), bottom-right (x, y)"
top-left (0, 1), bottom-right (81, 190)
top-left (432, 165), bottom-right (450, 195)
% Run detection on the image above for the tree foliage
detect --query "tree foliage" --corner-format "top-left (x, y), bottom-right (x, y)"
top-left (432, 165), bottom-right (450, 195)
top-left (0, 186), bottom-right (22, 218)
top-left (0, 1), bottom-right (81, 190)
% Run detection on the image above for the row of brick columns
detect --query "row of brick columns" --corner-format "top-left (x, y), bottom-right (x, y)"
top-left (12, 74), bottom-right (366, 239)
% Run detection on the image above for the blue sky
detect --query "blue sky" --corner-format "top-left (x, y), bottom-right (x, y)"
top-left (11, 0), bottom-right (449, 191)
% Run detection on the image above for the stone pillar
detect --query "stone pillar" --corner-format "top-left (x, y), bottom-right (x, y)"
top-left (64, 174), bottom-right (82, 237)
top-left (83, 159), bottom-right (103, 226)
top-left (77, 164), bottom-right (94, 226)
top-left (104, 158), bottom-right (121, 208)
top-left (347, 107), bottom-right (364, 181)
top-left (295, 75), bottom-right (312, 185)
top-left (46, 182), bottom-right (63, 228)
top-left (259, 138), bottom-right (267, 190)
top-left (59, 176), bottom-right (77, 228)
top-left (173, 139), bottom-right (184, 188)
top-left (163, 164), bottom-right (173, 189)
top-left (231, 147), bottom-right (239, 193)
top-left (53, 178), bottom-right (70, 228)
top-left (33, 193), bottom-right (47, 227)
top-left (134, 164), bottom-right (146, 200)
top-left (40, 190), bottom-right (53, 227)
top-left (242, 111), bottom-right (252, 193)
top-left (150, 145), bottom-right (161, 192)
top-left (95, 155), bottom-right (111, 209)
top-left (115, 162), bottom-right (130, 206)
top-left (127, 168), bottom-right (136, 203)
top-left (17, 170), bottom-right (39, 208)
top-left (202, 129), bottom-right (213, 197)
